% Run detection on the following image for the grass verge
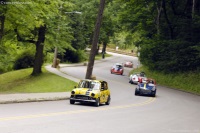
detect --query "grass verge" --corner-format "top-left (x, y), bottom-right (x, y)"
top-left (0, 68), bottom-right (77, 94)
top-left (130, 66), bottom-right (200, 95)
top-left (95, 53), bottom-right (112, 60)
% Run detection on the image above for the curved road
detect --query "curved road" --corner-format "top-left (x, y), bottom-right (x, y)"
top-left (0, 53), bottom-right (199, 133)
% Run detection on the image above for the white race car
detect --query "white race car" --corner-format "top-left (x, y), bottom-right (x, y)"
top-left (129, 72), bottom-right (147, 84)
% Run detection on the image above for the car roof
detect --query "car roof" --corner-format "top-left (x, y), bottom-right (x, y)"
top-left (80, 79), bottom-right (107, 83)
top-left (115, 63), bottom-right (123, 65)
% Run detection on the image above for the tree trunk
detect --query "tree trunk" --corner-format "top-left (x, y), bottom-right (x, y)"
top-left (102, 41), bottom-right (107, 53)
top-left (85, 0), bottom-right (106, 79)
top-left (156, 1), bottom-right (163, 36)
top-left (162, 0), bottom-right (174, 39)
top-left (192, 0), bottom-right (195, 19)
top-left (31, 25), bottom-right (46, 76)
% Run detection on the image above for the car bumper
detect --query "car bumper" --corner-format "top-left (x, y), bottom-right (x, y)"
top-left (130, 80), bottom-right (138, 84)
top-left (125, 65), bottom-right (132, 68)
top-left (70, 97), bottom-right (96, 103)
top-left (112, 72), bottom-right (122, 74)
top-left (140, 89), bottom-right (156, 95)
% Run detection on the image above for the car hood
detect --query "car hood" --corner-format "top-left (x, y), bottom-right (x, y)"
top-left (73, 88), bottom-right (100, 95)
top-left (139, 84), bottom-right (155, 90)
top-left (114, 68), bottom-right (122, 71)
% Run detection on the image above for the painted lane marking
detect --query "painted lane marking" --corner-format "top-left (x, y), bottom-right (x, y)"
top-left (0, 97), bottom-right (156, 121)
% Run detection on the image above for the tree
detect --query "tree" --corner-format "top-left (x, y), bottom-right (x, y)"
top-left (2, 0), bottom-right (75, 75)
top-left (118, 0), bottom-right (200, 72)
top-left (85, 0), bottom-right (106, 79)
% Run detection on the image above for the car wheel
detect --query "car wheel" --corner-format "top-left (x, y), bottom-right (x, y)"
top-left (152, 90), bottom-right (156, 97)
top-left (105, 96), bottom-right (111, 105)
top-left (135, 89), bottom-right (138, 95)
top-left (94, 98), bottom-right (100, 107)
top-left (139, 89), bottom-right (142, 95)
top-left (130, 80), bottom-right (133, 84)
top-left (70, 100), bottom-right (75, 104)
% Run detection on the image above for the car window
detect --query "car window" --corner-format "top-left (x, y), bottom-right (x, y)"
top-left (149, 80), bottom-right (154, 84)
top-left (78, 81), bottom-right (90, 88)
top-left (78, 81), bottom-right (100, 90)
top-left (90, 81), bottom-right (100, 90)
top-left (116, 65), bottom-right (122, 68)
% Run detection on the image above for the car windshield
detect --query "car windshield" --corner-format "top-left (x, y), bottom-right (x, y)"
top-left (90, 81), bottom-right (100, 90)
top-left (78, 81), bottom-right (100, 90)
top-left (115, 65), bottom-right (122, 68)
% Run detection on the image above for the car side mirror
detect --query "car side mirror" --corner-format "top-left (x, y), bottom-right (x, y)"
top-left (74, 86), bottom-right (77, 88)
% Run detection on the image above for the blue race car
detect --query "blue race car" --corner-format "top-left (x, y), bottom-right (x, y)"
top-left (135, 78), bottom-right (157, 97)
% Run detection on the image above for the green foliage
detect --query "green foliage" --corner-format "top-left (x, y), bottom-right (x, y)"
top-left (44, 52), bottom-right (54, 63)
top-left (0, 39), bottom-right (19, 73)
top-left (13, 49), bottom-right (35, 70)
top-left (118, 0), bottom-right (200, 73)
top-left (140, 40), bottom-right (200, 72)
top-left (1, 0), bottom-right (200, 75)
top-left (58, 49), bottom-right (87, 63)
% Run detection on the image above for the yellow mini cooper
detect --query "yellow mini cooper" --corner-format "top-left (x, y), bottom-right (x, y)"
top-left (70, 79), bottom-right (111, 107)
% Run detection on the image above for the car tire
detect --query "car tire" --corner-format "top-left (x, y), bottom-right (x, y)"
top-left (94, 98), bottom-right (100, 107)
top-left (131, 81), bottom-right (134, 84)
top-left (135, 89), bottom-right (138, 95)
top-left (105, 96), bottom-right (111, 105)
top-left (152, 93), bottom-right (156, 97)
top-left (139, 89), bottom-right (142, 95)
top-left (152, 90), bottom-right (156, 97)
top-left (70, 100), bottom-right (75, 104)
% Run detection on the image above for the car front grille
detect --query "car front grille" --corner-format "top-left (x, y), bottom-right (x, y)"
top-left (140, 89), bottom-right (152, 93)
top-left (75, 95), bottom-right (93, 100)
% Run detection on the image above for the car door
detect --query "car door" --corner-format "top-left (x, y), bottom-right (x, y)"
top-left (100, 82), bottom-right (107, 103)
top-left (103, 82), bottom-right (109, 102)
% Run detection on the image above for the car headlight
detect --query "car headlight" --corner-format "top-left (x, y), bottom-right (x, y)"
top-left (91, 93), bottom-right (95, 97)
top-left (71, 91), bottom-right (75, 95)
top-left (152, 87), bottom-right (156, 91)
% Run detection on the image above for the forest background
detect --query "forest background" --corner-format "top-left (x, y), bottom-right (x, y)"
top-left (0, 0), bottom-right (200, 93)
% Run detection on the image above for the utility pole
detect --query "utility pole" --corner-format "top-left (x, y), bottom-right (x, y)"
top-left (85, 0), bottom-right (106, 79)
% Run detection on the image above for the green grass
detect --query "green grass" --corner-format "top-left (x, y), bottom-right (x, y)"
top-left (130, 66), bottom-right (200, 95)
top-left (95, 53), bottom-right (112, 60)
top-left (0, 68), bottom-right (77, 94)
top-left (0, 52), bottom-right (112, 94)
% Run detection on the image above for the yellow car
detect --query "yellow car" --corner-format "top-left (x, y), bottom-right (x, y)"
top-left (70, 79), bottom-right (111, 107)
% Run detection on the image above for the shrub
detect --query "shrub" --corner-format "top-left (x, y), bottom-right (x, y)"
top-left (58, 49), bottom-right (87, 63)
top-left (140, 40), bottom-right (200, 73)
top-left (13, 50), bottom-right (35, 70)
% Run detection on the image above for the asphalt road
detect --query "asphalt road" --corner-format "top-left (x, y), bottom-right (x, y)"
top-left (0, 53), bottom-right (199, 133)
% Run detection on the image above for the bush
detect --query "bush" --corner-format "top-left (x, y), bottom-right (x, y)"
top-left (13, 50), bottom-right (35, 70)
top-left (140, 40), bottom-right (200, 73)
top-left (0, 55), bottom-right (14, 73)
top-left (58, 49), bottom-right (87, 63)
